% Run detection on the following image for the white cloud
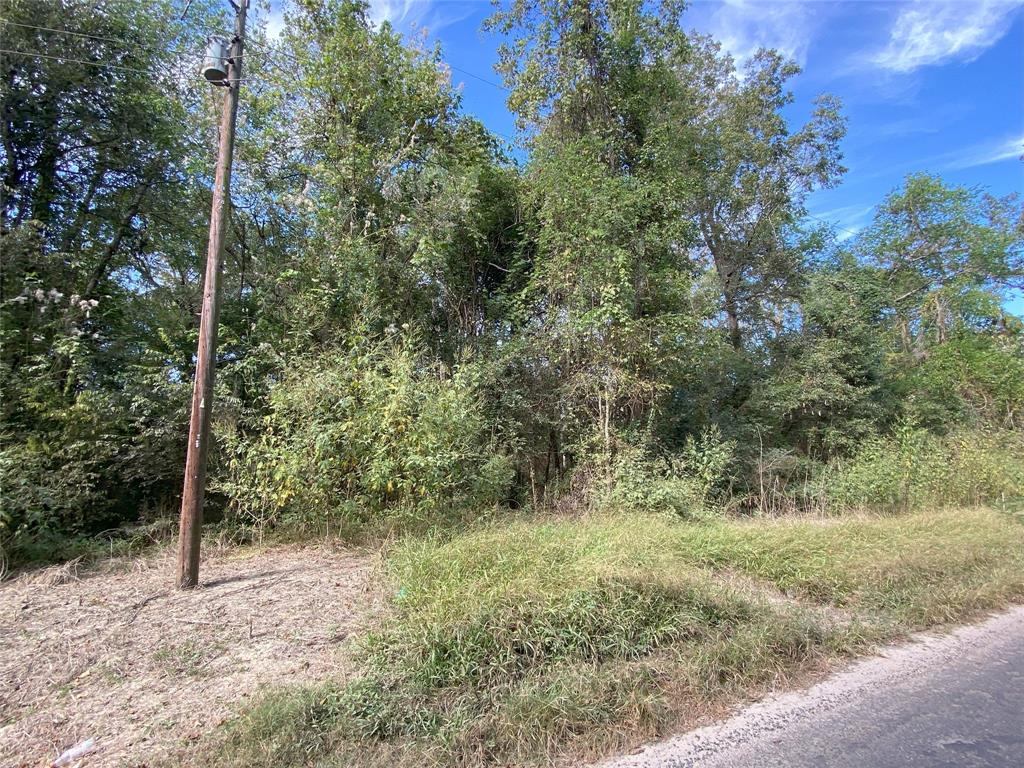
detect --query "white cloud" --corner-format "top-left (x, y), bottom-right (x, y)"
top-left (266, 10), bottom-right (286, 39)
top-left (809, 203), bottom-right (874, 241)
top-left (696, 0), bottom-right (829, 66)
top-left (368, 0), bottom-right (419, 27)
top-left (367, 0), bottom-right (476, 35)
top-left (942, 134), bottom-right (1024, 170)
top-left (871, 0), bottom-right (1024, 72)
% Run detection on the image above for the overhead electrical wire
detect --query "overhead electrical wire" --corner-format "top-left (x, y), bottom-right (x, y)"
top-left (448, 64), bottom-right (508, 92)
top-left (802, 211), bottom-right (864, 240)
top-left (0, 47), bottom-right (170, 77)
top-left (3, 18), bottom-right (511, 91)
top-left (0, 18), bottom-right (267, 62)
top-left (2, 18), bottom-right (520, 145)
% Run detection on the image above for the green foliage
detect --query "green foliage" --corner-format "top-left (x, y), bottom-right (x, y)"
top-left (0, 0), bottom-right (221, 560)
top-left (214, 333), bottom-right (511, 533)
top-left (608, 427), bottom-right (735, 518)
top-left (3, 0), bottom-right (1022, 566)
top-left (856, 173), bottom-right (1022, 355)
top-left (898, 332), bottom-right (1024, 429)
top-left (752, 256), bottom-right (891, 455)
top-left (0, 373), bottom-right (189, 561)
top-left (824, 425), bottom-right (1024, 512)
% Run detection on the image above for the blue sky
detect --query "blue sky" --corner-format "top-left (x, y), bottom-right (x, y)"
top-left (265, 0), bottom-right (1024, 309)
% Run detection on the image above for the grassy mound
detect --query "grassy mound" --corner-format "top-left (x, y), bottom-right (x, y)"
top-left (192, 508), bottom-right (1024, 767)
top-left (673, 509), bottom-right (1024, 625)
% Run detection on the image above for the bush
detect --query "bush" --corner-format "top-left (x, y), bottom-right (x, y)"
top-left (823, 423), bottom-right (1024, 512)
top-left (0, 378), bottom-right (189, 565)
top-left (608, 427), bottom-right (734, 518)
top-left (899, 333), bottom-right (1024, 430)
top-left (214, 334), bottom-right (512, 535)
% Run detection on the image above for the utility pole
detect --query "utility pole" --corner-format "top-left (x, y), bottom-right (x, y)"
top-left (177, 0), bottom-right (247, 588)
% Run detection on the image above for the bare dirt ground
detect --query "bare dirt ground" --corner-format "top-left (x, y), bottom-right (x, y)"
top-left (0, 542), bottom-right (374, 767)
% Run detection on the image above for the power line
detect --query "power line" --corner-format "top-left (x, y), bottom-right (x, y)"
top-left (803, 211), bottom-right (863, 240)
top-left (0, 18), bottom-right (158, 48)
top-left (1, 43), bottom-right (283, 89)
top-left (4, 45), bottom-right (516, 153)
top-left (3, 23), bottom-right (520, 147)
top-left (2, 15), bottom-right (516, 100)
top-left (0, 18), bottom-right (269, 61)
top-left (0, 47), bottom-right (168, 78)
top-left (449, 63), bottom-right (509, 92)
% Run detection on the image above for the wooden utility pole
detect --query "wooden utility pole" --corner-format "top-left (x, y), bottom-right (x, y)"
top-left (177, 0), bottom-right (247, 589)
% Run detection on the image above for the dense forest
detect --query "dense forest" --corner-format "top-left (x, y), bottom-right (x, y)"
top-left (2, 0), bottom-right (1023, 565)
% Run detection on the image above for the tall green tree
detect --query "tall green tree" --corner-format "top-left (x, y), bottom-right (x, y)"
top-left (486, 0), bottom-right (704, 486)
top-left (856, 173), bottom-right (1023, 352)
top-left (678, 39), bottom-right (846, 351)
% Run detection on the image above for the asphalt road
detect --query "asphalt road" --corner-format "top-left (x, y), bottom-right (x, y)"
top-left (599, 606), bottom-right (1024, 768)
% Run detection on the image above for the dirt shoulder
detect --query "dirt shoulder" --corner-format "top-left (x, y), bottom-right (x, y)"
top-left (0, 543), bottom-right (374, 767)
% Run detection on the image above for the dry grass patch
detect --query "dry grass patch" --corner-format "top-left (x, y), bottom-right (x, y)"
top-left (0, 542), bottom-right (372, 767)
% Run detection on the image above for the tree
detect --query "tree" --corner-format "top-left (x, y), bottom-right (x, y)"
top-left (753, 254), bottom-right (891, 455)
top-left (485, 0), bottom-right (704, 485)
top-left (0, 0), bottom-right (223, 552)
top-left (678, 39), bottom-right (846, 351)
top-left (855, 173), bottom-right (1023, 353)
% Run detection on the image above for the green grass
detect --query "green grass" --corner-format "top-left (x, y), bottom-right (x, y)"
top-left (153, 638), bottom-right (224, 678)
top-left (188, 508), bottom-right (1024, 768)
top-left (671, 509), bottom-right (1024, 625)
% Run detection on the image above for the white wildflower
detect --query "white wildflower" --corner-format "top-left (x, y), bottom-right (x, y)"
top-left (48, 288), bottom-right (63, 301)
top-left (34, 288), bottom-right (45, 302)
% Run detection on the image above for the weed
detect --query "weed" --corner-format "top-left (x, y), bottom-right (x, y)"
top-left (152, 639), bottom-right (221, 678)
top-left (188, 508), bottom-right (1024, 767)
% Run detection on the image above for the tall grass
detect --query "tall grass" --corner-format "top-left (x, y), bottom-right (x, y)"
top-left (745, 427), bottom-right (1024, 516)
top-left (189, 507), bottom-right (1024, 768)
top-left (823, 426), bottom-right (1024, 512)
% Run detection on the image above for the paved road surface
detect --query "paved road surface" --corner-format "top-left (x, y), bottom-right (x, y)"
top-left (600, 606), bottom-right (1024, 768)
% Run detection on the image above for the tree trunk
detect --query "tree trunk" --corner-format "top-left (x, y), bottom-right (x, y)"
top-left (84, 180), bottom-right (152, 296)
top-left (723, 286), bottom-right (741, 351)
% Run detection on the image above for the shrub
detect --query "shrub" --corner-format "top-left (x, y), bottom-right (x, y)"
top-left (214, 334), bottom-right (512, 534)
top-left (608, 427), bottom-right (734, 518)
top-left (899, 333), bottom-right (1024, 430)
top-left (823, 423), bottom-right (1024, 512)
top-left (0, 379), bottom-right (189, 564)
